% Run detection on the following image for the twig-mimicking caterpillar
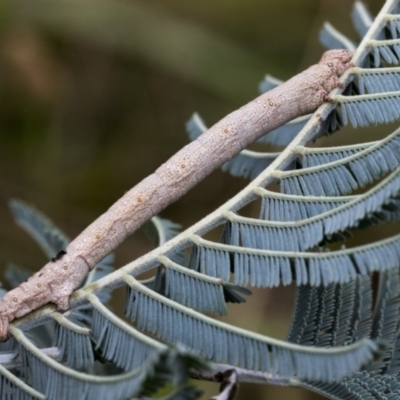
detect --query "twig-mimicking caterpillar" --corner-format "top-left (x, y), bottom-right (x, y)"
top-left (0, 50), bottom-right (354, 340)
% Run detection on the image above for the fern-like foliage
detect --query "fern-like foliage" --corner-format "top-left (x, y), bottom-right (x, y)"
top-left (298, 268), bottom-right (400, 399)
top-left (3, 1), bottom-right (400, 399)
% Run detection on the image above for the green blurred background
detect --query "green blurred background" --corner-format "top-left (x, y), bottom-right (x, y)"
top-left (0, 0), bottom-right (390, 398)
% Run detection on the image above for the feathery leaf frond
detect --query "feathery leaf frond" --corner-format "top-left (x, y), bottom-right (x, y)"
top-left (11, 327), bottom-right (150, 400)
top-left (368, 39), bottom-right (400, 67)
top-left (256, 115), bottom-right (312, 147)
top-left (158, 256), bottom-right (228, 315)
top-left (354, 67), bottom-right (400, 94)
top-left (277, 126), bottom-right (400, 196)
top-left (294, 268), bottom-right (399, 399)
top-left (88, 294), bottom-right (164, 371)
top-left (386, 324), bottom-right (400, 375)
top-left (221, 150), bottom-right (278, 180)
top-left (367, 268), bottom-right (400, 374)
top-left (288, 276), bottom-right (372, 348)
top-left (189, 234), bottom-right (400, 287)
top-left (143, 216), bottom-right (182, 248)
top-left (51, 313), bottom-right (93, 369)
top-left (297, 142), bottom-right (375, 168)
top-left (0, 362), bottom-right (45, 400)
top-left (142, 216), bottom-right (185, 285)
top-left (337, 91), bottom-right (400, 127)
top-left (8, 200), bottom-right (68, 260)
top-left (352, 1), bottom-right (374, 39)
top-left (288, 281), bottom-right (355, 348)
top-left (301, 372), bottom-right (395, 400)
top-left (257, 188), bottom-right (356, 222)
top-left (160, 255), bottom-right (251, 308)
top-left (124, 275), bottom-right (378, 382)
top-left (222, 167), bottom-right (400, 252)
top-left (6, 201), bottom-right (115, 327)
top-left (319, 22), bottom-right (356, 51)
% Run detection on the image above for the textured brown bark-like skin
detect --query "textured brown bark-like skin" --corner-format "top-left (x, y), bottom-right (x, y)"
top-left (0, 50), bottom-right (353, 341)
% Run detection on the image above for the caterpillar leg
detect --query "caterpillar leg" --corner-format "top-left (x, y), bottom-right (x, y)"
top-left (51, 282), bottom-right (75, 311)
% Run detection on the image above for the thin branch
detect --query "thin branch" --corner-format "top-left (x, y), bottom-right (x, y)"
top-left (210, 369), bottom-right (238, 400)
top-left (190, 363), bottom-right (299, 386)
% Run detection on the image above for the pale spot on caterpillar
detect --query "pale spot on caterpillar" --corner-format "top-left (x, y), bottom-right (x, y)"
top-left (268, 100), bottom-right (275, 107)
top-left (12, 298), bottom-right (17, 303)
top-left (223, 128), bottom-right (229, 133)
top-left (137, 196), bottom-right (143, 203)
top-left (180, 163), bottom-right (186, 169)
top-left (63, 266), bottom-right (68, 270)
top-left (96, 234), bottom-right (101, 240)
top-left (37, 283), bottom-right (42, 288)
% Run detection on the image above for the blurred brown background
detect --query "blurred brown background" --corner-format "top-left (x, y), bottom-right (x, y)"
top-left (0, 0), bottom-right (390, 398)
